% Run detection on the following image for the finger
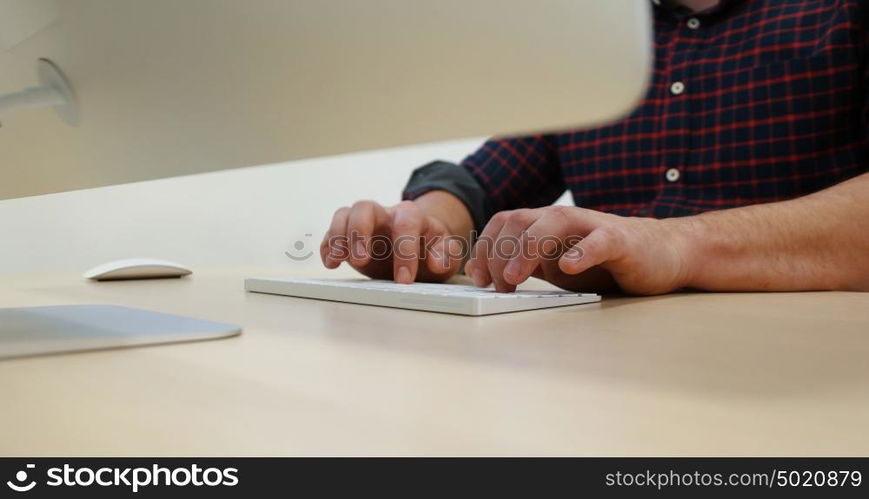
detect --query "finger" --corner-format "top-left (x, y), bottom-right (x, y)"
top-left (464, 259), bottom-right (489, 286)
top-left (346, 200), bottom-right (388, 267)
top-left (468, 211), bottom-right (509, 288)
top-left (419, 216), bottom-right (447, 274)
top-left (425, 236), bottom-right (463, 275)
top-left (488, 209), bottom-right (539, 292)
top-left (558, 226), bottom-right (625, 276)
top-left (502, 211), bottom-right (566, 286)
top-left (321, 206), bottom-right (351, 268)
top-left (391, 201), bottom-right (427, 283)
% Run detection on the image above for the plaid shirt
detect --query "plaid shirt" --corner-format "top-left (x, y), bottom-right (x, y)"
top-left (404, 0), bottom-right (869, 231)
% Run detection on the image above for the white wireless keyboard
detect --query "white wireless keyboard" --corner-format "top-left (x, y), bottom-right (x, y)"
top-left (244, 277), bottom-right (600, 316)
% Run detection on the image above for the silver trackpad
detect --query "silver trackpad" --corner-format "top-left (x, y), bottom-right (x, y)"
top-left (0, 305), bottom-right (241, 359)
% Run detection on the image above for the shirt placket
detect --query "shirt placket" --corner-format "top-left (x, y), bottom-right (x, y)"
top-left (655, 14), bottom-right (703, 217)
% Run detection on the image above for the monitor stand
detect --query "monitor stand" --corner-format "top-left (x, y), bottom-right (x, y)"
top-left (0, 305), bottom-right (242, 359)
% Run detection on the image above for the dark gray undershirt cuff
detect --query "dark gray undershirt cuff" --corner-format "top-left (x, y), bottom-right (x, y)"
top-left (402, 160), bottom-right (492, 234)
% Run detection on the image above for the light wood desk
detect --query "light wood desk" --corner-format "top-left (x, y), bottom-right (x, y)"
top-left (1, 266), bottom-right (868, 456)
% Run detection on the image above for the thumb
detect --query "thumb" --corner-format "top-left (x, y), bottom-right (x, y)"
top-left (558, 227), bottom-right (622, 275)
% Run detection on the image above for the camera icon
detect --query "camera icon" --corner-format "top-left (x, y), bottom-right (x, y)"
top-left (7, 464), bottom-right (37, 492)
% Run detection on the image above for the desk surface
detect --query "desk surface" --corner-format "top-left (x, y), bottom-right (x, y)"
top-left (1, 266), bottom-right (868, 456)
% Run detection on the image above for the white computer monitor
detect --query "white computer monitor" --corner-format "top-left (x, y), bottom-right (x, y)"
top-left (0, 0), bottom-right (652, 354)
top-left (0, 0), bottom-right (652, 200)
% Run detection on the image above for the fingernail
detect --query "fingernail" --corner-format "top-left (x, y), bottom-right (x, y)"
top-left (504, 261), bottom-right (521, 282)
top-left (355, 240), bottom-right (366, 259)
top-left (396, 266), bottom-right (412, 284)
top-left (564, 248), bottom-right (584, 260)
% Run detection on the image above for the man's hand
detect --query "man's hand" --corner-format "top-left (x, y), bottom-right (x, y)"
top-left (465, 206), bottom-right (691, 295)
top-left (326, 172), bottom-right (869, 293)
top-left (321, 199), bottom-right (467, 283)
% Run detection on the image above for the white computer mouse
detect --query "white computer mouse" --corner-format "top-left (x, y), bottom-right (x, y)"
top-left (83, 258), bottom-right (192, 281)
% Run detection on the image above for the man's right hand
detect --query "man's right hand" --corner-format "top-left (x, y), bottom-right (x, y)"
top-left (320, 198), bottom-right (467, 283)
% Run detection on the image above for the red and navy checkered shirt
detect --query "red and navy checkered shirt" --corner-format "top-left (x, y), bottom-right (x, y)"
top-left (404, 0), bottom-right (869, 231)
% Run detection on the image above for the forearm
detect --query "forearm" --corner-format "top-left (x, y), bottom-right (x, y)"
top-left (672, 173), bottom-right (869, 291)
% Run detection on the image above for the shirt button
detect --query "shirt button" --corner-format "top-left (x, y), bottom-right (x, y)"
top-left (665, 168), bottom-right (681, 182)
top-left (670, 81), bottom-right (685, 95)
top-left (687, 17), bottom-right (701, 30)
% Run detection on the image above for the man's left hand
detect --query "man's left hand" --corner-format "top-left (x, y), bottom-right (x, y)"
top-left (465, 206), bottom-right (693, 295)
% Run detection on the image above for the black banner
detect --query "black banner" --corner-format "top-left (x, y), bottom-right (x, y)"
top-left (0, 458), bottom-right (866, 498)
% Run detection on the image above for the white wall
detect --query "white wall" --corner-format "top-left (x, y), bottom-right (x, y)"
top-left (0, 138), bottom-right (573, 275)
